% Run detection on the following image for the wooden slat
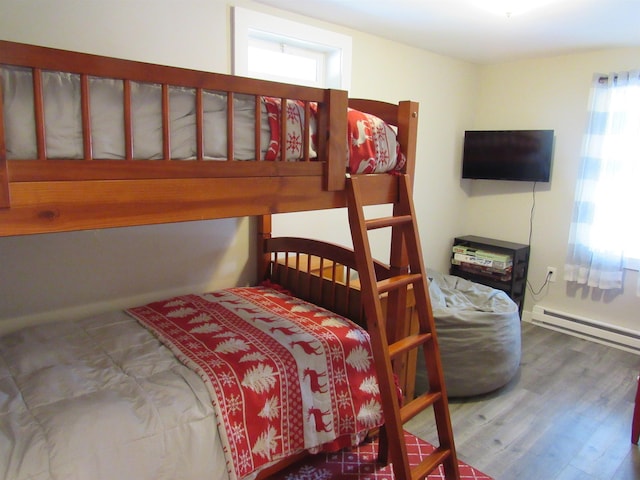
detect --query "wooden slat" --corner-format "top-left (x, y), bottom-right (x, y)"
top-left (257, 214), bottom-right (273, 281)
top-left (161, 84), bottom-right (171, 159)
top-left (376, 274), bottom-right (422, 295)
top-left (412, 448), bottom-right (451, 480)
top-left (32, 68), bottom-right (46, 160)
top-left (123, 80), bottom-right (133, 160)
top-left (366, 215), bottom-right (412, 230)
top-left (280, 97), bottom-right (287, 161)
top-left (303, 101), bottom-right (311, 162)
top-left (254, 96), bottom-right (262, 161)
top-left (6, 157), bottom-right (324, 181)
top-left (400, 391), bottom-right (441, 424)
top-left (388, 332), bottom-right (432, 360)
top-left (345, 266), bottom-right (356, 321)
top-left (304, 254), bottom-right (312, 293)
top-left (195, 88), bottom-right (204, 160)
top-left (80, 74), bottom-right (93, 160)
top-left (227, 92), bottom-right (234, 161)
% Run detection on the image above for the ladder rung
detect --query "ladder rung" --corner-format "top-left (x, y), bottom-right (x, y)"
top-left (400, 391), bottom-right (442, 423)
top-left (365, 214), bottom-right (413, 230)
top-left (389, 333), bottom-right (432, 360)
top-left (410, 447), bottom-right (452, 480)
top-left (376, 273), bottom-right (422, 295)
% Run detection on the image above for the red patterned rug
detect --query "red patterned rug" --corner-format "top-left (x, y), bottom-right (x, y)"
top-left (273, 431), bottom-right (492, 479)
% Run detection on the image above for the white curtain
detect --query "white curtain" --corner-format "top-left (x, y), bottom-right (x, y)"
top-left (565, 70), bottom-right (640, 290)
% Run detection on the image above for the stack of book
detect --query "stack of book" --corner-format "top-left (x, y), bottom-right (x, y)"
top-left (451, 245), bottom-right (513, 281)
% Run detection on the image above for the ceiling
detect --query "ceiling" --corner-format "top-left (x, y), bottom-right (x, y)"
top-left (253, 0), bottom-right (640, 64)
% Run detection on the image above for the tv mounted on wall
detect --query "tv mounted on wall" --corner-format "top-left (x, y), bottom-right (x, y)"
top-left (462, 130), bottom-right (554, 182)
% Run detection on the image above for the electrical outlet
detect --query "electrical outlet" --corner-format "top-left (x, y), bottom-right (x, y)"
top-left (546, 266), bottom-right (557, 282)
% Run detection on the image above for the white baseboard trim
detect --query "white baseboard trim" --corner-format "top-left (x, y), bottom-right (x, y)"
top-left (526, 305), bottom-right (640, 355)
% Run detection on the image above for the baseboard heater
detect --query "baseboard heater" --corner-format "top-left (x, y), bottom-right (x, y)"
top-left (530, 305), bottom-right (640, 355)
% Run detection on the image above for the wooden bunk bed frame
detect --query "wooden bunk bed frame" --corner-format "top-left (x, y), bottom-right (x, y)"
top-left (0, 40), bottom-right (417, 237)
top-left (0, 41), bottom-right (458, 480)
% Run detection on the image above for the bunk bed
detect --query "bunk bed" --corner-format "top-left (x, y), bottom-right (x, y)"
top-left (0, 41), bottom-right (457, 480)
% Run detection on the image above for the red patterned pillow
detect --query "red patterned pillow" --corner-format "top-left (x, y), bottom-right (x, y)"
top-left (347, 108), bottom-right (406, 174)
top-left (263, 97), bottom-right (405, 174)
top-left (263, 97), bottom-right (317, 161)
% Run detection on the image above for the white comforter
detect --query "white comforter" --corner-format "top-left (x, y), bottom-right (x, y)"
top-left (0, 311), bottom-right (228, 480)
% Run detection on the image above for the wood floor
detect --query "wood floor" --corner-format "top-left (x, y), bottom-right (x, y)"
top-left (405, 321), bottom-right (640, 480)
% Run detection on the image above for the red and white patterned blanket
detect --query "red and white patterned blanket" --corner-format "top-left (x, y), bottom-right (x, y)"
top-left (127, 286), bottom-right (383, 480)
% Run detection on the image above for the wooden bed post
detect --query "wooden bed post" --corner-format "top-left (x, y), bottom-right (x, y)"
top-left (257, 214), bottom-right (273, 281)
top-left (320, 89), bottom-right (348, 192)
top-left (397, 101), bottom-right (419, 185)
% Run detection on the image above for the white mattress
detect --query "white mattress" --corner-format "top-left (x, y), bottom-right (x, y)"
top-left (0, 311), bottom-right (228, 480)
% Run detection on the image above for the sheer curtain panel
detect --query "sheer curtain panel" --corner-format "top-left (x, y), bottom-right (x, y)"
top-left (565, 70), bottom-right (640, 291)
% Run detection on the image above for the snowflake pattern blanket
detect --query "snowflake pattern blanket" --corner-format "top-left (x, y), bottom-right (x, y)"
top-left (127, 286), bottom-right (383, 480)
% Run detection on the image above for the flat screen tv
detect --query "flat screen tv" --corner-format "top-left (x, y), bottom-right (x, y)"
top-left (462, 130), bottom-right (554, 182)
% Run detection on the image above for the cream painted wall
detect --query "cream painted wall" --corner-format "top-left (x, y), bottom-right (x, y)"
top-left (0, 0), bottom-right (476, 332)
top-left (468, 49), bottom-right (640, 332)
top-left (1, 0), bottom-right (230, 72)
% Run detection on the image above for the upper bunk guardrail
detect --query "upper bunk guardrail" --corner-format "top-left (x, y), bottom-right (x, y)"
top-left (0, 40), bottom-right (349, 203)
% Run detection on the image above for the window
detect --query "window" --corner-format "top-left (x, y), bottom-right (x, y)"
top-left (247, 37), bottom-right (323, 86)
top-left (233, 7), bottom-right (352, 90)
top-left (565, 70), bottom-right (640, 289)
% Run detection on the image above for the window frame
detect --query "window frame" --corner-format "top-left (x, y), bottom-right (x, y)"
top-left (232, 6), bottom-right (352, 90)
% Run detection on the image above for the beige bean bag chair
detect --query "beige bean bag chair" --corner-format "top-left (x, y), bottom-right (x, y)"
top-left (428, 270), bottom-right (521, 397)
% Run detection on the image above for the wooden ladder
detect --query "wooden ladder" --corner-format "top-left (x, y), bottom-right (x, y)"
top-left (346, 174), bottom-right (459, 480)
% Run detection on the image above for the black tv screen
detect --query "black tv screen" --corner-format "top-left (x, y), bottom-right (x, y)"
top-left (462, 130), bottom-right (554, 182)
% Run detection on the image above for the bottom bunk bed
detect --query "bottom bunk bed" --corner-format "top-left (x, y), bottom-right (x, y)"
top-left (0, 235), bottom-right (394, 480)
